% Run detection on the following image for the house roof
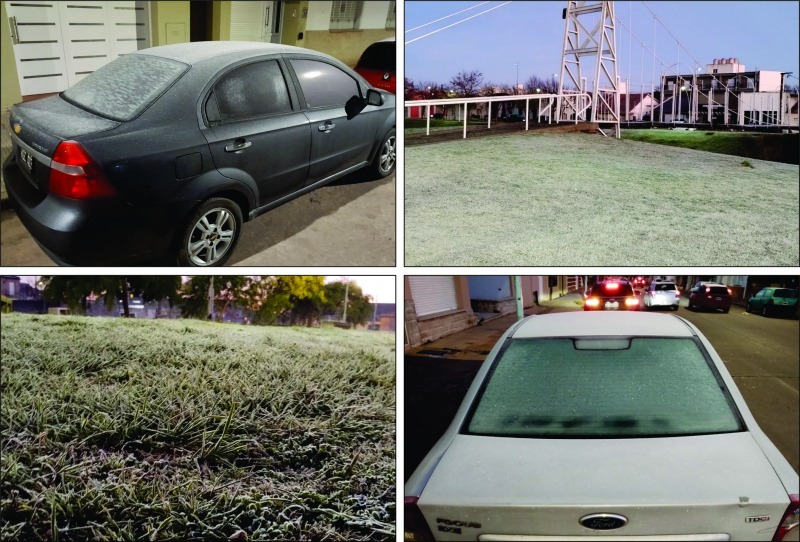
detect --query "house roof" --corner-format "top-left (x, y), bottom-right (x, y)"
top-left (622, 93), bottom-right (653, 111)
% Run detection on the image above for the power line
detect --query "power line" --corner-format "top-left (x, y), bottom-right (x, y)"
top-left (406, 1), bottom-right (493, 33)
top-left (405, 1), bottom-right (513, 45)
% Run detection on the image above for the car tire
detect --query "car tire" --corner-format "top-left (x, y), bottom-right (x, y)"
top-left (671, 305), bottom-right (679, 311)
top-left (762, 304), bottom-right (771, 318)
top-left (723, 308), bottom-right (729, 313)
top-left (745, 302), bottom-right (751, 313)
top-left (176, 198), bottom-right (243, 267)
top-left (371, 129), bottom-right (396, 178)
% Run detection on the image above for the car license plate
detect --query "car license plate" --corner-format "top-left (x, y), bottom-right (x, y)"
top-left (604, 301), bottom-right (619, 310)
top-left (19, 147), bottom-right (33, 174)
top-left (715, 297), bottom-right (721, 300)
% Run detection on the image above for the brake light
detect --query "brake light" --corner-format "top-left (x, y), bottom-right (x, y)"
top-left (705, 287), bottom-right (711, 293)
top-left (727, 288), bottom-right (732, 295)
top-left (772, 494), bottom-right (799, 542)
top-left (585, 298), bottom-right (601, 308)
top-left (625, 298), bottom-right (639, 307)
top-left (607, 283), bottom-right (619, 290)
top-left (404, 497), bottom-right (434, 542)
top-left (49, 140), bottom-right (115, 199)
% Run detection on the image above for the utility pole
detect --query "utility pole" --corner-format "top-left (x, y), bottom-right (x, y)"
top-left (208, 276), bottom-right (214, 321)
top-left (515, 276), bottom-right (524, 320)
top-left (343, 277), bottom-right (349, 324)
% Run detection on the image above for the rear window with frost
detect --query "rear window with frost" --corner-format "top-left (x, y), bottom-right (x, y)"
top-left (465, 337), bottom-right (743, 438)
top-left (62, 54), bottom-right (188, 122)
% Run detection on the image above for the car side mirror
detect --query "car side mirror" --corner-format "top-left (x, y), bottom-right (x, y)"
top-left (366, 88), bottom-right (384, 106)
top-left (345, 95), bottom-right (366, 120)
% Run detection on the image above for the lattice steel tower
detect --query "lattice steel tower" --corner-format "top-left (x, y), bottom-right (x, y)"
top-left (558, 1), bottom-right (620, 138)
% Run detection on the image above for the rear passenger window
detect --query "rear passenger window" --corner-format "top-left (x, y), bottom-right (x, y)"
top-left (290, 59), bottom-right (360, 108)
top-left (213, 60), bottom-right (292, 122)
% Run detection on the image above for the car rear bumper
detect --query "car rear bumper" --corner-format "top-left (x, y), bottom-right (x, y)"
top-left (4, 152), bottom-right (177, 265)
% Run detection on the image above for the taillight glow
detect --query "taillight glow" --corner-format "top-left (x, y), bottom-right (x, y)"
top-left (404, 497), bottom-right (434, 542)
top-left (49, 140), bottom-right (115, 199)
top-left (772, 494), bottom-right (799, 542)
top-left (625, 297), bottom-right (639, 307)
top-left (585, 298), bottom-right (601, 308)
top-left (606, 283), bottom-right (619, 290)
top-left (727, 288), bottom-right (732, 295)
top-left (705, 287), bottom-right (711, 293)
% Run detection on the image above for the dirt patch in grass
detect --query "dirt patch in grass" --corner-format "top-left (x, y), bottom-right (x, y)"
top-left (1, 314), bottom-right (395, 541)
top-left (405, 132), bottom-right (799, 266)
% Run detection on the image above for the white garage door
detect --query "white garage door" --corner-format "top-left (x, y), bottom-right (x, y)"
top-left (408, 276), bottom-right (458, 317)
top-left (7, 1), bottom-right (150, 96)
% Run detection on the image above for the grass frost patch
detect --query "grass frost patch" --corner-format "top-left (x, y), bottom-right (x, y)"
top-left (0, 314), bottom-right (395, 541)
top-left (405, 133), bottom-right (799, 265)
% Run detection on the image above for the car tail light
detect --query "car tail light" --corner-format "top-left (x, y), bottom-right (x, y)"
top-left (705, 287), bottom-right (711, 293)
top-left (772, 494), bottom-right (799, 541)
top-left (404, 497), bottom-right (434, 542)
top-left (607, 283), bottom-right (619, 290)
top-left (727, 288), bottom-right (732, 295)
top-left (49, 140), bottom-right (115, 199)
top-left (585, 298), bottom-right (601, 308)
top-left (625, 297), bottom-right (639, 307)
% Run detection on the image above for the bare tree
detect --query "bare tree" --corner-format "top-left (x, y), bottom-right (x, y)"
top-left (416, 81), bottom-right (448, 99)
top-left (524, 75), bottom-right (559, 94)
top-left (449, 70), bottom-right (484, 97)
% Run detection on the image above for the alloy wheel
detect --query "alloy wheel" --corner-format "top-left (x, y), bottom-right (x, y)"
top-left (379, 135), bottom-right (396, 174)
top-left (187, 208), bottom-right (236, 266)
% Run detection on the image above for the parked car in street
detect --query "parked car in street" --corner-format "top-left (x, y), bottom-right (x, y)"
top-left (405, 312), bottom-right (799, 542)
top-left (584, 279), bottom-right (640, 311)
top-left (688, 282), bottom-right (732, 313)
top-left (354, 38), bottom-right (395, 94)
top-left (643, 280), bottom-right (680, 311)
top-left (4, 41), bottom-right (396, 266)
top-left (746, 288), bottom-right (799, 317)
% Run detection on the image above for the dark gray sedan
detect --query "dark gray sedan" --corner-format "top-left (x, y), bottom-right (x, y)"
top-left (4, 41), bottom-right (396, 266)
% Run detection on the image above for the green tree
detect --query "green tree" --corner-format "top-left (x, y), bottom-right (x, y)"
top-left (179, 276), bottom-right (250, 321)
top-left (253, 276), bottom-right (327, 326)
top-left (41, 276), bottom-right (181, 317)
top-left (324, 280), bottom-right (373, 327)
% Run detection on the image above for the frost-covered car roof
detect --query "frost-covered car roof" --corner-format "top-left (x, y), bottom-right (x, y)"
top-left (512, 312), bottom-right (695, 339)
top-left (135, 41), bottom-right (321, 65)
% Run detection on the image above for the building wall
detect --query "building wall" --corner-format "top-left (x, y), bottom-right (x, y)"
top-left (151, 1), bottom-right (190, 46)
top-left (212, 1), bottom-right (232, 41)
top-left (404, 276), bottom-right (476, 349)
top-left (1, 2), bottom-right (22, 110)
top-left (302, 1), bottom-right (394, 67)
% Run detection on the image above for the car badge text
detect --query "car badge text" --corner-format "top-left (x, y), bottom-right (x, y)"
top-left (579, 513), bottom-right (628, 530)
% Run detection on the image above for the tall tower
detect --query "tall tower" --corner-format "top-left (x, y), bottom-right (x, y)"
top-left (558, 1), bottom-right (620, 138)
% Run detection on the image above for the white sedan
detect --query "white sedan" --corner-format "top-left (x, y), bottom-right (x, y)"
top-left (405, 312), bottom-right (799, 542)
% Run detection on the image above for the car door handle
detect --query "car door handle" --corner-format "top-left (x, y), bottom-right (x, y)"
top-left (224, 138), bottom-right (252, 152)
top-left (318, 123), bottom-right (335, 132)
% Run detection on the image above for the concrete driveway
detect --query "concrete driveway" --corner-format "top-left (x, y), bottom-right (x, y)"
top-left (0, 170), bottom-right (394, 266)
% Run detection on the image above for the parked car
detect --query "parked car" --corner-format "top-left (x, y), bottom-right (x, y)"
top-left (405, 312), bottom-right (799, 542)
top-left (632, 275), bottom-right (648, 288)
top-left (354, 38), bottom-right (395, 94)
top-left (584, 279), bottom-right (639, 311)
top-left (688, 282), bottom-right (732, 313)
top-left (643, 280), bottom-right (680, 311)
top-left (746, 287), bottom-right (799, 317)
top-left (4, 41), bottom-right (396, 266)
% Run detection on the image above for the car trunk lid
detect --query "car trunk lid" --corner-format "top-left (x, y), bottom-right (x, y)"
top-left (8, 96), bottom-right (119, 195)
top-left (418, 433), bottom-right (789, 541)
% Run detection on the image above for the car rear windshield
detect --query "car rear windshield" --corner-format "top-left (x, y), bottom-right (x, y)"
top-left (708, 286), bottom-right (729, 295)
top-left (592, 282), bottom-right (634, 296)
top-left (62, 54), bottom-right (188, 122)
top-left (774, 289), bottom-right (798, 298)
top-left (465, 337), bottom-right (742, 438)
top-left (653, 283), bottom-right (676, 291)
top-left (355, 42), bottom-right (395, 71)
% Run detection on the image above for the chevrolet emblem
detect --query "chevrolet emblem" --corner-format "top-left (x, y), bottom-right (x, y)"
top-left (13, 122), bottom-right (21, 134)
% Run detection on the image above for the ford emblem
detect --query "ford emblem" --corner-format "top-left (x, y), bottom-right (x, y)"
top-left (579, 513), bottom-right (628, 530)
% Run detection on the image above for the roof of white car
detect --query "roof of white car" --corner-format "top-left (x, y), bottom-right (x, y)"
top-left (136, 41), bottom-right (319, 65)
top-left (511, 312), bottom-right (696, 338)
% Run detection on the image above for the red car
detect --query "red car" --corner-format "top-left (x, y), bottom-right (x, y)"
top-left (688, 282), bottom-right (732, 313)
top-left (354, 38), bottom-right (395, 94)
top-left (584, 280), bottom-right (640, 311)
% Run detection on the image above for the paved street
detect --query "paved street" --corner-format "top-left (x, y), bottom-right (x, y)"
top-left (405, 294), bottom-right (799, 479)
top-left (0, 171), bottom-right (394, 266)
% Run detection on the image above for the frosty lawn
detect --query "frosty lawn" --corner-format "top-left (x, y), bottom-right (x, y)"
top-left (405, 132), bottom-right (799, 265)
top-left (0, 314), bottom-right (395, 541)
